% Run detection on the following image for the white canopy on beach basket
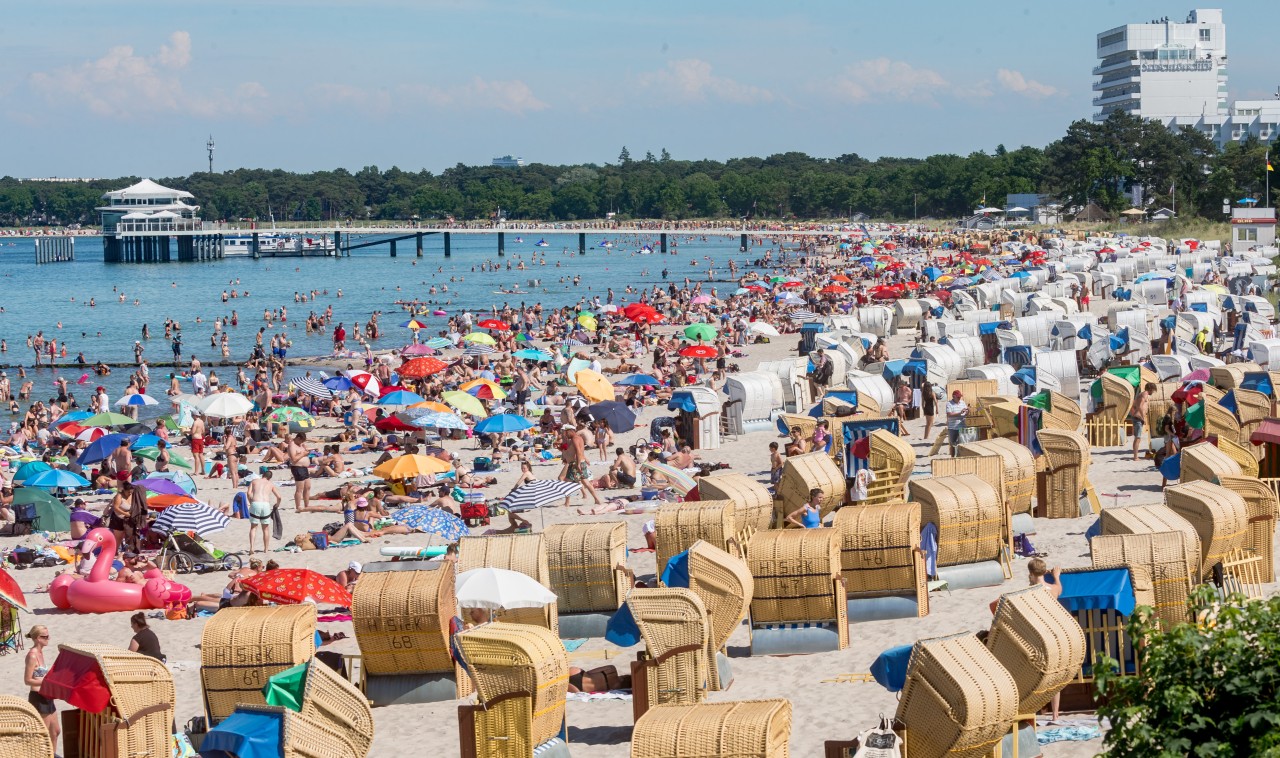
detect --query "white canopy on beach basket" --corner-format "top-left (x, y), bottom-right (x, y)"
top-left (456, 567), bottom-right (557, 611)
top-left (195, 392), bottom-right (254, 418)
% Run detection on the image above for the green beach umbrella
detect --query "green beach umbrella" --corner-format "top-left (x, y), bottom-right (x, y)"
top-left (82, 412), bottom-right (136, 428)
top-left (683, 323), bottom-right (718, 341)
top-left (463, 332), bottom-right (497, 346)
top-left (12, 490), bottom-right (70, 531)
top-left (441, 390), bottom-right (487, 418)
top-left (12, 488), bottom-right (62, 509)
top-left (264, 406), bottom-right (313, 425)
top-left (134, 447), bottom-right (194, 470)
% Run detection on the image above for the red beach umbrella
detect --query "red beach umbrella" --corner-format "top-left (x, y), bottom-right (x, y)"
top-left (241, 569), bottom-right (352, 606)
top-left (477, 319), bottom-right (510, 331)
top-left (399, 357), bottom-right (448, 379)
top-left (0, 567), bottom-right (29, 612)
top-left (679, 345), bottom-right (718, 359)
top-left (820, 285), bottom-right (849, 294)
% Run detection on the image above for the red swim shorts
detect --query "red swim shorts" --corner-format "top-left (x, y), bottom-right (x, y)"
top-left (190, 438), bottom-right (205, 454)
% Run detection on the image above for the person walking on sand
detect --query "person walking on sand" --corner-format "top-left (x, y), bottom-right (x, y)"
top-left (287, 433), bottom-right (313, 512)
top-left (246, 470), bottom-right (283, 553)
top-left (560, 424), bottom-right (603, 507)
top-left (189, 413), bottom-right (207, 477)
top-left (945, 390), bottom-right (968, 456)
top-left (24, 625), bottom-right (59, 748)
top-left (1128, 382), bottom-right (1153, 462)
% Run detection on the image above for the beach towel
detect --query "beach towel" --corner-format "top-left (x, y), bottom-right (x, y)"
top-left (919, 523), bottom-right (938, 576)
top-left (562, 639), bottom-right (588, 653)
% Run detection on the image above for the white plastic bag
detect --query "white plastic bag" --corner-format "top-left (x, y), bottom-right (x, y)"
top-left (853, 716), bottom-right (901, 758)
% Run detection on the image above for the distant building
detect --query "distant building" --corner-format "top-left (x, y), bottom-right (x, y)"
top-left (96, 179), bottom-right (200, 233)
top-left (491, 155), bottom-right (525, 168)
top-left (1221, 98), bottom-right (1280, 145)
top-left (1094, 10), bottom-right (1227, 127)
top-left (1005, 193), bottom-right (1063, 225)
top-left (1231, 206), bottom-right (1276, 249)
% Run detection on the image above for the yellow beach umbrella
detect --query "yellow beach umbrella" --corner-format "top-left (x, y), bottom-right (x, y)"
top-left (1201, 284), bottom-right (1228, 295)
top-left (407, 400), bottom-right (453, 414)
top-left (372, 454), bottom-right (453, 481)
top-left (463, 332), bottom-right (497, 345)
top-left (442, 390), bottom-right (488, 418)
top-left (460, 378), bottom-right (503, 393)
top-left (577, 314), bottom-right (598, 332)
top-left (575, 369), bottom-right (615, 403)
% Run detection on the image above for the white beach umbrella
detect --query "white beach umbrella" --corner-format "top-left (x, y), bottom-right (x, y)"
top-left (195, 392), bottom-right (254, 418)
top-left (456, 568), bottom-right (557, 611)
top-left (749, 322), bottom-right (781, 337)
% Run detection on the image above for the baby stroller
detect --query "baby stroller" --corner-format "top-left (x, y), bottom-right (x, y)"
top-left (158, 531), bottom-right (245, 574)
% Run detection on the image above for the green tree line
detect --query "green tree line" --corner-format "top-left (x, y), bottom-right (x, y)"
top-left (1, 113), bottom-right (1272, 227)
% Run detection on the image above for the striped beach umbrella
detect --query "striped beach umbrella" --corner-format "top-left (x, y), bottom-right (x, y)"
top-left (151, 501), bottom-right (230, 537)
top-left (464, 343), bottom-right (497, 356)
top-left (498, 480), bottom-right (583, 512)
top-left (639, 460), bottom-right (696, 495)
top-left (788, 310), bottom-right (820, 321)
top-left (398, 409), bottom-right (468, 431)
top-left (292, 377), bottom-right (333, 399)
top-left (114, 393), bottom-right (158, 407)
top-left (425, 337), bottom-right (453, 349)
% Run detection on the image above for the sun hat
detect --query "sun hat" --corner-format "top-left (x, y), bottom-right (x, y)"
top-left (349, 561), bottom-right (362, 573)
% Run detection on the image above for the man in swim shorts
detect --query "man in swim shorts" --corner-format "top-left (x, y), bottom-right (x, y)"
top-left (286, 433), bottom-right (313, 512)
top-left (245, 470), bottom-right (282, 554)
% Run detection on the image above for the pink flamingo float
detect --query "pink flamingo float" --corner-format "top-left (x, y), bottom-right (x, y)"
top-left (49, 528), bottom-right (191, 614)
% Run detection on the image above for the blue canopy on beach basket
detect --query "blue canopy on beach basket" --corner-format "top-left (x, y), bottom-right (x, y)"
top-left (1052, 568), bottom-right (1136, 617)
top-left (659, 550), bottom-right (691, 589)
top-left (871, 644), bottom-right (914, 693)
top-left (200, 707), bottom-right (284, 758)
top-left (1242, 372), bottom-right (1274, 396)
top-left (1159, 451), bottom-right (1181, 482)
top-left (667, 392), bottom-right (698, 413)
top-left (605, 603), bottom-right (642, 647)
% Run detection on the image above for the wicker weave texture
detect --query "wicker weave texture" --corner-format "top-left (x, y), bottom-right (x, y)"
top-left (656, 501), bottom-right (735, 579)
top-left (230, 703), bottom-right (366, 758)
top-left (931, 456), bottom-right (1005, 506)
top-left (986, 586), bottom-right (1086, 714)
top-left (909, 475), bottom-right (1005, 566)
top-left (1164, 480), bottom-right (1250, 580)
top-left (1091, 532), bottom-right (1193, 629)
top-left (459, 534), bottom-right (558, 633)
top-left (958, 437), bottom-right (1036, 515)
top-left (456, 622), bottom-right (568, 750)
top-left (1233, 388), bottom-right (1272, 425)
top-left (775, 453), bottom-right (846, 523)
top-left (895, 633), bottom-right (1019, 758)
top-left (352, 564), bottom-right (455, 677)
top-left (1180, 442), bottom-right (1242, 485)
top-left (1037, 429), bottom-right (1091, 519)
top-left (1216, 437), bottom-right (1260, 477)
top-left (868, 429), bottom-right (916, 496)
top-left (300, 658), bottom-right (375, 757)
top-left (686, 541), bottom-right (754, 653)
top-left (1099, 503), bottom-right (1202, 572)
top-left (1211, 363), bottom-right (1260, 390)
top-left (697, 473), bottom-right (775, 533)
top-left (746, 529), bottom-right (845, 637)
top-left (1204, 402), bottom-right (1243, 445)
top-left (0, 694), bottom-right (53, 758)
top-left (61, 643), bottom-right (174, 758)
top-left (1218, 475), bottom-right (1278, 581)
top-left (630, 699), bottom-right (792, 758)
top-left (1097, 373), bottom-right (1135, 424)
top-left (980, 396), bottom-right (1022, 439)
top-left (778, 414), bottom-right (816, 438)
top-left (544, 522), bottom-right (627, 613)
top-left (1041, 391), bottom-right (1083, 432)
top-left (200, 605), bottom-right (316, 723)
top-left (832, 501), bottom-right (926, 614)
top-left (948, 380), bottom-right (998, 428)
top-left (629, 588), bottom-right (710, 709)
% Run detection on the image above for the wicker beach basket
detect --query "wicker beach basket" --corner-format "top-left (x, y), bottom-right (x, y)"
top-left (1211, 362), bottom-right (1261, 390)
top-left (869, 428), bottom-right (916, 501)
top-left (352, 562), bottom-right (456, 678)
top-left (1178, 442), bottom-right (1243, 485)
top-left (1036, 429), bottom-right (1092, 519)
top-left (1232, 388), bottom-right (1271, 455)
top-left (629, 588), bottom-right (710, 711)
top-left (856, 395), bottom-right (885, 417)
top-left (832, 501), bottom-right (927, 615)
top-left (297, 657), bottom-right (375, 758)
top-left (958, 437), bottom-right (1036, 515)
top-left (1099, 503), bottom-right (1202, 574)
top-left (1216, 436), bottom-right (1260, 477)
top-left (218, 703), bottom-right (368, 758)
top-left (1091, 532), bottom-right (1194, 630)
top-left (745, 529), bottom-right (847, 648)
top-left (685, 541), bottom-right (754, 657)
top-left (455, 622), bottom-right (568, 754)
top-left (697, 472), bottom-right (774, 533)
top-left (544, 522), bottom-right (627, 614)
top-left (201, 604), bottom-right (317, 724)
top-left (56, 644), bottom-right (174, 758)
top-left (895, 633), bottom-right (1019, 758)
top-left (777, 414), bottom-right (817, 439)
top-left (1204, 401), bottom-right (1244, 448)
top-left (909, 475), bottom-right (1005, 567)
top-left (0, 694), bottom-right (53, 758)
top-left (1217, 475), bottom-right (1277, 581)
top-left (459, 534), bottom-right (558, 634)
top-left (979, 396), bottom-right (1022, 440)
top-left (1040, 391), bottom-right (1083, 432)
top-left (1163, 480), bottom-right (1250, 580)
top-left (986, 586), bottom-right (1087, 715)
top-left (774, 452), bottom-right (846, 526)
top-left (931, 455), bottom-right (1006, 506)
top-left (631, 699), bottom-right (792, 758)
top-left (948, 379), bottom-right (998, 429)
top-left (1097, 372), bottom-right (1134, 424)
top-left (655, 500), bottom-right (735, 579)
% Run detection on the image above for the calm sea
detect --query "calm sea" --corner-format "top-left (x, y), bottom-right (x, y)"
top-left (0, 232), bottom-right (763, 414)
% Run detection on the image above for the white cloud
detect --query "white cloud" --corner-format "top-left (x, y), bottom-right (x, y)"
top-left (400, 78), bottom-right (549, 114)
top-left (996, 68), bottom-right (1059, 99)
top-left (637, 59), bottom-right (774, 105)
top-left (831, 58), bottom-right (954, 105)
top-left (28, 31), bottom-right (267, 119)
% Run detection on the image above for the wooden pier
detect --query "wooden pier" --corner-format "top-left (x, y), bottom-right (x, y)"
top-left (33, 236), bottom-right (75, 264)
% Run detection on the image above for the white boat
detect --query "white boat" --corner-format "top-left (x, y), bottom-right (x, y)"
top-left (598, 241), bottom-right (613, 249)
top-left (223, 233), bottom-right (335, 256)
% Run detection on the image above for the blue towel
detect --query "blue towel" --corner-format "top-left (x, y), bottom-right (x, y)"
top-left (562, 639), bottom-right (587, 653)
top-left (920, 523), bottom-right (938, 576)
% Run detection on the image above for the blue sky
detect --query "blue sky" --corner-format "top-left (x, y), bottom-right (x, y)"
top-left (1, 1), bottom-right (1274, 177)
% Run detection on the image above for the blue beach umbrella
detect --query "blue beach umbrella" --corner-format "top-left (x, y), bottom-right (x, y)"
top-left (392, 506), bottom-right (470, 541)
top-left (426, 337), bottom-right (453, 349)
top-left (322, 376), bottom-right (353, 392)
top-left (379, 390), bottom-right (425, 406)
top-left (473, 414), bottom-right (534, 434)
top-left (584, 400), bottom-right (637, 433)
top-left (77, 433), bottom-right (139, 466)
top-left (12, 461), bottom-right (51, 484)
top-left (922, 266), bottom-right (943, 281)
top-left (399, 409), bottom-right (468, 431)
top-left (615, 374), bottom-right (662, 387)
top-left (513, 348), bottom-right (553, 362)
top-left (25, 469), bottom-right (90, 490)
top-left (130, 434), bottom-right (163, 450)
top-left (57, 411), bottom-right (94, 423)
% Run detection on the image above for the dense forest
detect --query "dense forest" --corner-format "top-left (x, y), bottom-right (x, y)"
top-left (0, 114), bottom-right (1272, 227)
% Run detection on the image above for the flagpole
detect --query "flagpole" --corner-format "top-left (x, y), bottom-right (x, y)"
top-left (1267, 150), bottom-right (1271, 209)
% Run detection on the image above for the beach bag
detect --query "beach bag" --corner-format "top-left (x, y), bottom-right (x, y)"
top-left (461, 502), bottom-right (490, 527)
top-left (853, 716), bottom-right (901, 758)
top-left (310, 531), bottom-right (330, 550)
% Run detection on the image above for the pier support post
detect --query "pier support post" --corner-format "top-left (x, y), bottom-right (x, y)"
top-left (740, 233), bottom-right (748, 252)
top-left (444, 232), bottom-right (451, 258)
top-left (660, 233), bottom-right (668, 254)
top-left (334, 231), bottom-right (342, 257)
top-left (390, 239), bottom-right (397, 258)
top-left (579, 232), bottom-right (586, 255)
top-left (416, 233), bottom-right (423, 258)
top-left (497, 232), bottom-right (505, 257)
top-left (252, 232), bottom-right (260, 260)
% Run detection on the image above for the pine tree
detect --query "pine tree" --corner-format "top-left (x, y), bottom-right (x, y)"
top-left (660, 148), bottom-right (672, 162)
top-left (618, 146), bottom-right (631, 164)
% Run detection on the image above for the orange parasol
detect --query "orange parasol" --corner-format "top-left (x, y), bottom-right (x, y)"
top-left (408, 400), bottom-right (453, 414)
top-left (146, 493), bottom-right (200, 510)
top-left (241, 569), bottom-right (352, 606)
top-left (398, 357), bottom-right (448, 379)
top-left (574, 370), bottom-right (615, 403)
top-left (373, 453), bottom-right (453, 481)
